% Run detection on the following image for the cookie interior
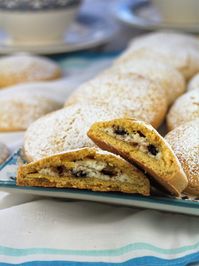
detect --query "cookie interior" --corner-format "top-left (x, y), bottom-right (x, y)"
top-left (17, 148), bottom-right (150, 196)
top-left (88, 119), bottom-right (188, 196)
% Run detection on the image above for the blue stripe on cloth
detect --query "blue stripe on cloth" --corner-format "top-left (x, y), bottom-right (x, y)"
top-left (0, 242), bottom-right (199, 257)
top-left (0, 252), bottom-right (199, 266)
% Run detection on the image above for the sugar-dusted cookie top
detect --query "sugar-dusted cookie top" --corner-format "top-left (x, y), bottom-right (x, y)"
top-left (111, 58), bottom-right (185, 105)
top-left (0, 142), bottom-right (9, 164)
top-left (0, 54), bottom-right (62, 88)
top-left (117, 31), bottom-right (199, 79)
top-left (167, 88), bottom-right (199, 131)
top-left (24, 102), bottom-right (127, 162)
top-left (65, 72), bottom-right (168, 128)
top-left (0, 90), bottom-right (62, 131)
top-left (165, 120), bottom-right (199, 196)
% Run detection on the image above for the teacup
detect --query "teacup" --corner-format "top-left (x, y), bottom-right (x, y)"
top-left (0, 0), bottom-right (82, 45)
top-left (151, 0), bottom-right (199, 24)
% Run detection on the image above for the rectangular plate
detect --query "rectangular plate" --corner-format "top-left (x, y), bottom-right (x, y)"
top-left (0, 149), bottom-right (198, 216)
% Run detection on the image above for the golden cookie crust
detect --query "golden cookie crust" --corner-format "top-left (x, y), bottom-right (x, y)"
top-left (88, 118), bottom-right (188, 196)
top-left (165, 120), bottom-right (199, 196)
top-left (17, 147), bottom-right (150, 195)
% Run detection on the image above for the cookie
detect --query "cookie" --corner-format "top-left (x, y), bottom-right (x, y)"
top-left (165, 120), bottom-right (199, 196)
top-left (87, 118), bottom-right (188, 196)
top-left (116, 31), bottom-right (199, 79)
top-left (24, 102), bottom-right (127, 162)
top-left (65, 72), bottom-right (168, 128)
top-left (167, 89), bottom-right (199, 131)
top-left (0, 54), bottom-right (62, 88)
top-left (110, 58), bottom-right (185, 105)
top-left (0, 142), bottom-right (9, 164)
top-left (0, 91), bottom-right (62, 131)
top-left (188, 73), bottom-right (199, 91)
top-left (17, 147), bottom-right (150, 195)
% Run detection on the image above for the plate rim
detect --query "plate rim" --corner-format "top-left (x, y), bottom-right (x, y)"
top-left (0, 13), bottom-right (117, 54)
top-left (115, 0), bottom-right (199, 33)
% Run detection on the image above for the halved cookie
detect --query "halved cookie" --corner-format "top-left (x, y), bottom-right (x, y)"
top-left (17, 148), bottom-right (150, 195)
top-left (88, 119), bottom-right (188, 196)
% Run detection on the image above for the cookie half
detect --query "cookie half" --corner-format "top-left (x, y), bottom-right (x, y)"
top-left (17, 148), bottom-right (150, 195)
top-left (88, 118), bottom-right (188, 196)
top-left (165, 120), bottom-right (199, 196)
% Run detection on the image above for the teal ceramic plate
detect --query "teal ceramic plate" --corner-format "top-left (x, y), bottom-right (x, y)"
top-left (0, 149), bottom-right (198, 216)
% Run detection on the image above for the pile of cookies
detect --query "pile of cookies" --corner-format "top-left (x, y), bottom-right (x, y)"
top-left (16, 31), bottom-right (199, 197)
top-left (0, 54), bottom-right (63, 131)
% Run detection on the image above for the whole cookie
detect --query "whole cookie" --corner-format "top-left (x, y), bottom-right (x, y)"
top-left (165, 120), bottom-right (199, 196)
top-left (167, 89), bottom-right (199, 131)
top-left (0, 54), bottom-right (62, 88)
top-left (117, 31), bottom-right (199, 79)
top-left (0, 91), bottom-right (62, 131)
top-left (65, 72), bottom-right (168, 128)
top-left (0, 142), bottom-right (9, 164)
top-left (111, 58), bottom-right (185, 105)
top-left (24, 102), bottom-right (126, 162)
top-left (188, 73), bottom-right (199, 91)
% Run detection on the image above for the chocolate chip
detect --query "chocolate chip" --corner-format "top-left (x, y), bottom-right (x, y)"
top-left (56, 166), bottom-right (66, 176)
top-left (147, 144), bottom-right (159, 156)
top-left (181, 196), bottom-right (189, 200)
top-left (113, 126), bottom-right (128, 135)
top-left (101, 166), bottom-right (116, 177)
top-left (72, 169), bottom-right (87, 178)
top-left (137, 130), bottom-right (145, 138)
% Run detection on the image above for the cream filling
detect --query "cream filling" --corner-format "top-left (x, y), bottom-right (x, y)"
top-left (37, 159), bottom-right (133, 183)
top-left (104, 127), bottom-right (162, 159)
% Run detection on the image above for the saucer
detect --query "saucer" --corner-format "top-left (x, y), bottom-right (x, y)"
top-left (115, 0), bottom-right (199, 33)
top-left (0, 12), bottom-right (117, 54)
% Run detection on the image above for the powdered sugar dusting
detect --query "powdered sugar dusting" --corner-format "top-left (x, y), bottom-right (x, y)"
top-left (0, 142), bottom-right (9, 164)
top-left (0, 54), bottom-right (61, 86)
top-left (167, 88), bottom-right (199, 130)
top-left (112, 57), bottom-right (185, 104)
top-left (116, 31), bottom-right (199, 78)
top-left (165, 120), bottom-right (199, 193)
top-left (0, 91), bottom-right (62, 130)
top-left (188, 73), bottom-right (199, 91)
top-left (66, 72), bottom-right (167, 128)
top-left (24, 102), bottom-right (126, 161)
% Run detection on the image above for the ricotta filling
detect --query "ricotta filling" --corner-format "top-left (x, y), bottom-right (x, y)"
top-left (37, 159), bottom-right (133, 183)
top-left (104, 126), bottom-right (162, 159)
